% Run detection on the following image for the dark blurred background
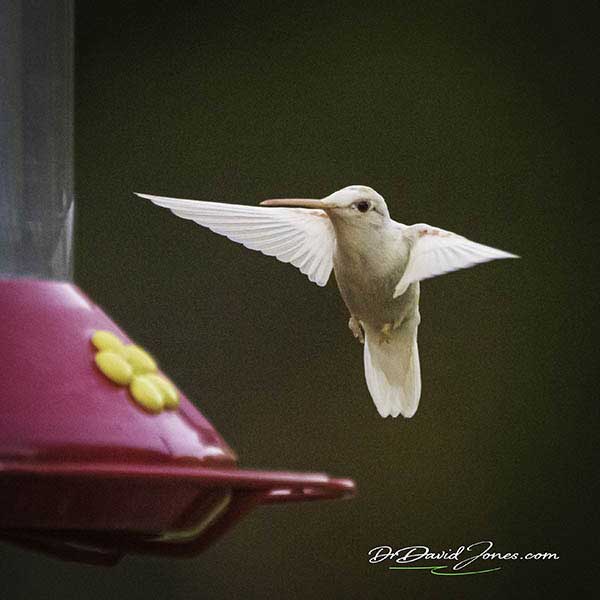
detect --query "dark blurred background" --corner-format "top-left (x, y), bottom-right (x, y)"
top-left (2, 1), bottom-right (597, 598)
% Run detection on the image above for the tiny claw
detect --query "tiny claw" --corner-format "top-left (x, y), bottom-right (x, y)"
top-left (348, 316), bottom-right (364, 344)
top-left (380, 323), bottom-right (393, 344)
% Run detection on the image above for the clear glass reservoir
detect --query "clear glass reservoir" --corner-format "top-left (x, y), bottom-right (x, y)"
top-left (0, 0), bottom-right (74, 280)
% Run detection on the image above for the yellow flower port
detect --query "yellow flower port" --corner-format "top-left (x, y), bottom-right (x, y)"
top-left (92, 330), bottom-right (179, 413)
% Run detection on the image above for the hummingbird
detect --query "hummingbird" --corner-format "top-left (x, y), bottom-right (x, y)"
top-left (136, 186), bottom-right (517, 419)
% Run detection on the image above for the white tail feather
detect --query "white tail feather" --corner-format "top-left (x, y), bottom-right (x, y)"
top-left (363, 325), bottom-right (421, 418)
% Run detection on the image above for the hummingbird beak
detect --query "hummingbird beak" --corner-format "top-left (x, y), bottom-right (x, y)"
top-left (260, 198), bottom-right (337, 209)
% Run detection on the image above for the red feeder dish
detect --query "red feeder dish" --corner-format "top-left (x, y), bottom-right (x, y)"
top-left (0, 279), bottom-right (355, 565)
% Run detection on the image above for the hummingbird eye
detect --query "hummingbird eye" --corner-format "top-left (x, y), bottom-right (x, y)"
top-left (356, 201), bottom-right (370, 213)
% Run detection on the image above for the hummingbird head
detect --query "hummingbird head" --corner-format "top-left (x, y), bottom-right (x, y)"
top-left (260, 185), bottom-right (390, 228)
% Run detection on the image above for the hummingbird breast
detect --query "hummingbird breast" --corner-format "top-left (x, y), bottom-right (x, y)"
top-left (332, 227), bottom-right (416, 330)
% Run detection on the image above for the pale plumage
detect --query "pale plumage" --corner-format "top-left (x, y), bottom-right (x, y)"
top-left (140, 195), bottom-right (335, 286)
top-left (393, 224), bottom-right (517, 298)
top-left (137, 186), bottom-right (518, 419)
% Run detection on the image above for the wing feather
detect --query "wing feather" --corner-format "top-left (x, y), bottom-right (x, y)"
top-left (137, 193), bottom-right (335, 286)
top-left (394, 224), bottom-right (518, 297)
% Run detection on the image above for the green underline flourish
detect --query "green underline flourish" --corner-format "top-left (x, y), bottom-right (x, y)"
top-left (389, 565), bottom-right (502, 576)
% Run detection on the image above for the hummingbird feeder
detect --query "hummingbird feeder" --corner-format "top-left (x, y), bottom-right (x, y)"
top-left (0, 1), bottom-right (355, 565)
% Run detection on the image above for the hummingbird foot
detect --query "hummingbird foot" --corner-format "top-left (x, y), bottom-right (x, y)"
top-left (348, 316), bottom-right (364, 344)
top-left (380, 322), bottom-right (394, 344)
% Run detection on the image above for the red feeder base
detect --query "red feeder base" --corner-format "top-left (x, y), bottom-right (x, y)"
top-left (0, 279), bottom-right (355, 564)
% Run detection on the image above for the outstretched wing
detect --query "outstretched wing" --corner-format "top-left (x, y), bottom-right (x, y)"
top-left (136, 193), bottom-right (335, 286)
top-left (394, 223), bottom-right (518, 297)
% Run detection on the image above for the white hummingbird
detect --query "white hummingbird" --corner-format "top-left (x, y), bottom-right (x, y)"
top-left (136, 185), bottom-right (518, 419)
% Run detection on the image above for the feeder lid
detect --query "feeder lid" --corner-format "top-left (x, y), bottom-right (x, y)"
top-left (0, 278), bottom-right (237, 467)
